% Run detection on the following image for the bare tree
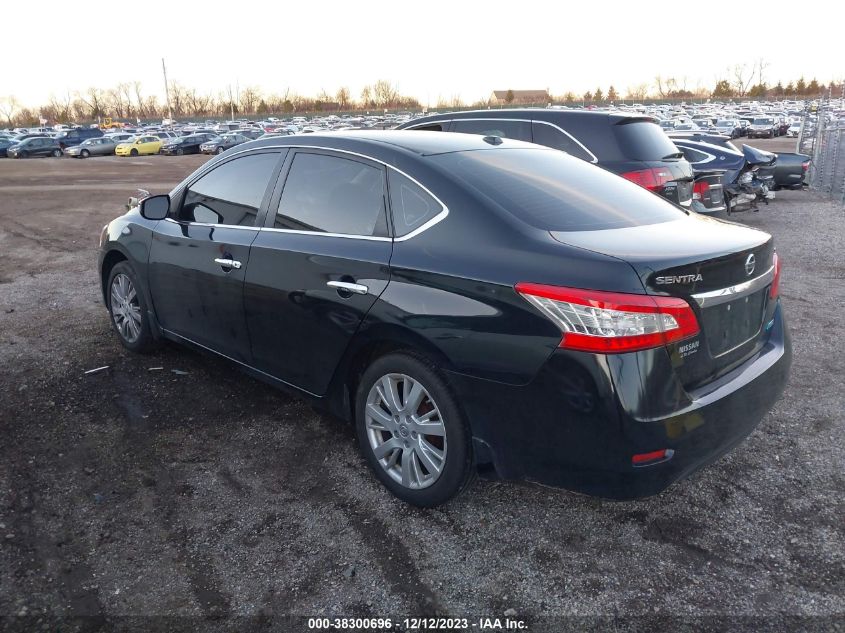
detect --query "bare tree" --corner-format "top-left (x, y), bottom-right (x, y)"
top-left (133, 82), bottom-right (146, 119)
top-left (0, 95), bottom-right (20, 126)
top-left (732, 64), bottom-right (755, 98)
top-left (625, 84), bottom-right (649, 100)
top-left (360, 85), bottom-right (373, 108)
top-left (336, 86), bottom-right (351, 109)
top-left (77, 87), bottom-right (105, 120)
top-left (373, 80), bottom-right (399, 108)
top-left (239, 86), bottom-right (261, 115)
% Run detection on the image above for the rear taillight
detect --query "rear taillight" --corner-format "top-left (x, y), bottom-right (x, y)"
top-left (621, 167), bottom-right (675, 192)
top-left (801, 161), bottom-right (810, 173)
top-left (692, 180), bottom-right (710, 200)
top-left (770, 252), bottom-right (781, 299)
top-left (515, 283), bottom-right (700, 353)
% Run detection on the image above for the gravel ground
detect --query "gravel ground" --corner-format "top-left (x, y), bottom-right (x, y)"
top-left (0, 153), bottom-right (843, 632)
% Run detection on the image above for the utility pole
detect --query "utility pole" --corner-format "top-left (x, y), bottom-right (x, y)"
top-left (162, 58), bottom-right (172, 122)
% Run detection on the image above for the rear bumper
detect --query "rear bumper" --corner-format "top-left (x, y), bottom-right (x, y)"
top-left (448, 302), bottom-right (791, 499)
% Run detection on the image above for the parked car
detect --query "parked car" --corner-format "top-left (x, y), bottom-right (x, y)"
top-left (115, 136), bottom-right (163, 157)
top-left (7, 136), bottom-right (63, 158)
top-left (747, 117), bottom-right (778, 139)
top-left (54, 127), bottom-right (104, 149)
top-left (65, 136), bottom-right (119, 158)
top-left (200, 133), bottom-right (250, 154)
top-left (0, 137), bottom-right (17, 157)
top-left (772, 153), bottom-right (811, 189)
top-left (237, 128), bottom-right (264, 140)
top-left (154, 131), bottom-right (180, 142)
top-left (98, 131), bottom-right (790, 506)
top-left (786, 121), bottom-right (802, 137)
top-left (397, 109), bottom-right (695, 208)
top-left (160, 133), bottom-right (216, 155)
top-left (712, 120), bottom-right (742, 138)
top-left (105, 133), bottom-right (134, 143)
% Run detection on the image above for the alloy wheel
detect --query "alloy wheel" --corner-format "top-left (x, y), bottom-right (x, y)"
top-left (365, 373), bottom-right (447, 490)
top-left (110, 273), bottom-right (142, 343)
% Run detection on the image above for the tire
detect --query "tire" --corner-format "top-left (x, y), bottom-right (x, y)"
top-left (51, 148), bottom-right (62, 157)
top-left (81, 149), bottom-right (90, 158)
top-left (216, 146), bottom-right (224, 154)
top-left (19, 151), bottom-right (28, 159)
top-left (106, 261), bottom-right (159, 353)
top-left (355, 352), bottom-right (474, 507)
top-left (130, 148), bottom-right (138, 157)
top-left (176, 147), bottom-right (184, 156)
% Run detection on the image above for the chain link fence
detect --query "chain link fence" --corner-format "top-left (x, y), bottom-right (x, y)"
top-left (799, 100), bottom-right (845, 204)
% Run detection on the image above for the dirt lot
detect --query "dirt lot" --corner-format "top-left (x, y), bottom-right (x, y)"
top-left (0, 150), bottom-right (843, 632)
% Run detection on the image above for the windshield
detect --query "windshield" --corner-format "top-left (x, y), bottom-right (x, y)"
top-left (753, 118), bottom-right (773, 125)
top-left (716, 120), bottom-right (733, 126)
top-left (434, 148), bottom-right (685, 232)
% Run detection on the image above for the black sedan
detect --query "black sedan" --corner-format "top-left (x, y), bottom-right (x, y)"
top-left (200, 133), bottom-right (250, 155)
top-left (98, 131), bottom-right (791, 507)
top-left (159, 133), bottom-right (216, 155)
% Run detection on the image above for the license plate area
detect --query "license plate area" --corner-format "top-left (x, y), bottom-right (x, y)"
top-left (702, 289), bottom-right (767, 357)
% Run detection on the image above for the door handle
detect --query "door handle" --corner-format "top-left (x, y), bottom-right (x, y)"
top-left (327, 280), bottom-right (368, 295)
top-left (214, 258), bottom-right (242, 269)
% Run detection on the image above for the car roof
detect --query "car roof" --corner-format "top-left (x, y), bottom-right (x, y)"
top-left (238, 129), bottom-right (545, 157)
top-left (401, 108), bottom-right (654, 126)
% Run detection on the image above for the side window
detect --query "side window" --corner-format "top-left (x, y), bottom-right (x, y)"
top-left (531, 122), bottom-right (594, 162)
top-left (388, 170), bottom-right (442, 237)
top-left (181, 152), bottom-right (279, 226)
top-left (275, 152), bottom-right (388, 237)
top-left (679, 147), bottom-right (712, 164)
top-left (409, 123), bottom-right (445, 132)
top-left (451, 119), bottom-right (531, 141)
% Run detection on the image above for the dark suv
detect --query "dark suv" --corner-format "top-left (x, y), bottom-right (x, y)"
top-left (54, 127), bottom-right (104, 149)
top-left (397, 109), bottom-right (694, 207)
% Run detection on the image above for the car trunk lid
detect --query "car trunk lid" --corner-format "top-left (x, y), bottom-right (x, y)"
top-left (550, 216), bottom-right (776, 389)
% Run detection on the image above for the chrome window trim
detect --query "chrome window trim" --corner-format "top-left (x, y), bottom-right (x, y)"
top-left (163, 218), bottom-right (260, 231)
top-left (690, 265), bottom-right (775, 307)
top-left (402, 117), bottom-right (599, 163)
top-left (187, 143), bottom-right (450, 241)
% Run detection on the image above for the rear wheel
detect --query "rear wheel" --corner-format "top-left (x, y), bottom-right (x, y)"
top-left (106, 262), bottom-right (158, 353)
top-left (355, 352), bottom-right (474, 507)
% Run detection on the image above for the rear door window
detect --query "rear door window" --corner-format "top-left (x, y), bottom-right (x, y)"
top-left (531, 122), bottom-right (594, 162)
top-left (181, 152), bottom-right (281, 226)
top-left (612, 120), bottom-right (681, 161)
top-left (275, 152), bottom-right (388, 237)
top-left (452, 119), bottom-right (531, 142)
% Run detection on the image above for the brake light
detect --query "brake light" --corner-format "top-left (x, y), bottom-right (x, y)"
top-left (632, 449), bottom-right (674, 467)
top-left (801, 161), bottom-right (810, 172)
top-left (515, 283), bottom-right (700, 353)
top-left (692, 180), bottom-right (710, 200)
top-left (770, 252), bottom-right (781, 299)
top-left (620, 167), bottom-right (675, 192)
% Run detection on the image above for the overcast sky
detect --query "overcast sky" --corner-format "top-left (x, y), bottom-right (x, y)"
top-left (5, 0), bottom-right (842, 107)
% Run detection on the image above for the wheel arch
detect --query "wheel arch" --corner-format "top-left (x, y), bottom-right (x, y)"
top-left (324, 323), bottom-right (457, 424)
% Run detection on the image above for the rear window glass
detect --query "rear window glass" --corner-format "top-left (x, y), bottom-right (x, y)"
top-left (612, 120), bottom-right (680, 161)
top-left (434, 148), bottom-right (684, 232)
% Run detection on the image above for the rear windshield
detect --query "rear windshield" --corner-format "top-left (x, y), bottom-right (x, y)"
top-left (433, 148), bottom-right (685, 232)
top-left (612, 120), bottom-right (680, 161)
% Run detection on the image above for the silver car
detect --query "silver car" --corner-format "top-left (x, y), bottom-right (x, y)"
top-left (65, 137), bottom-right (119, 158)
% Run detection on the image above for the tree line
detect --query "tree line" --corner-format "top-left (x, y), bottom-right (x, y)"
top-left (0, 79), bottom-right (421, 127)
top-left (1, 67), bottom-right (842, 127)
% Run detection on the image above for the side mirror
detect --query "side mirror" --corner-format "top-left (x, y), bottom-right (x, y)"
top-left (139, 194), bottom-right (170, 220)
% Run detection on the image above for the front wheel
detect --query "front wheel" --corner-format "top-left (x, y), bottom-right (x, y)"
top-left (52, 148), bottom-right (63, 157)
top-left (355, 352), bottom-right (474, 507)
top-left (216, 146), bottom-right (224, 154)
top-left (81, 149), bottom-right (90, 158)
top-left (106, 262), bottom-right (159, 353)
top-left (130, 148), bottom-right (138, 156)
top-left (176, 147), bottom-right (184, 156)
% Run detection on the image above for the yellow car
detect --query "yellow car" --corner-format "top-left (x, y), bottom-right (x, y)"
top-left (115, 135), bottom-right (162, 157)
